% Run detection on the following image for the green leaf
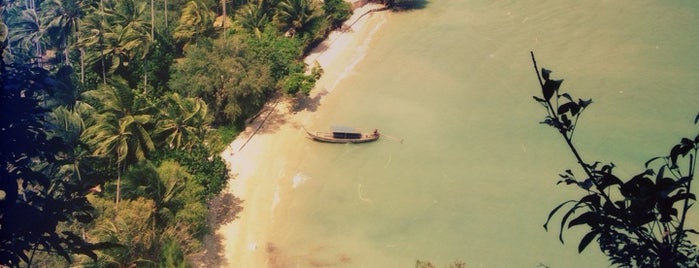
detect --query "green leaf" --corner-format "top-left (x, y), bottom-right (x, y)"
top-left (578, 230), bottom-right (598, 253)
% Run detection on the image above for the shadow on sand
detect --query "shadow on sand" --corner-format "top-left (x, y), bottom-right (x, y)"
top-left (294, 88), bottom-right (329, 113)
top-left (188, 193), bottom-right (244, 267)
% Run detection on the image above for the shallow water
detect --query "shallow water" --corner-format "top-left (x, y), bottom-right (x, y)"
top-left (267, 1), bottom-right (699, 267)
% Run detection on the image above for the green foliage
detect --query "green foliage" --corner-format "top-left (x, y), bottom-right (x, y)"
top-left (153, 92), bottom-right (210, 151)
top-left (531, 52), bottom-right (699, 267)
top-left (77, 0), bottom-right (153, 83)
top-left (246, 25), bottom-right (304, 81)
top-left (89, 159), bottom-right (210, 264)
top-left (153, 147), bottom-right (229, 198)
top-left (3, 0), bottom-right (371, 263)
top-left (173, 0), bottom-right (216, 49)
top-left (322, 0), bottom-right (351, 29)
top-left (160, 239), bottom-right (187, 268)
top-left (207, 123), bottom-right (241, 154)
top-left (282, 72), bottom-right (315, 96)
top-left (81, 78), bottom-right (156, 209)
top-left (169, 37), bottom-right (274, 125)
top-left (81, 78), bottom-right (156, 165)
top-left (0, 59), bottom-right (103, 267)
top-left (274, 0), bottom-right (322, 37)
top-left (131, 31), bottom-right (176, 95)
top-left (87, 195), bottom-right (155, 266)
top-left (236, 1), bottom-right (272, 38)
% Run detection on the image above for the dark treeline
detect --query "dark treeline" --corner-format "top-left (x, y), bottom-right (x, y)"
top-left (0, 0), bottom-right (355, 266)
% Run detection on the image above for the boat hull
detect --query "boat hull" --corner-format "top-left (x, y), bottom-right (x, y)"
top-left (306, 131), bottom-right (380, 143)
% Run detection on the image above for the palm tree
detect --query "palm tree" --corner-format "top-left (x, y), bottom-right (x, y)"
top-left (122, 161), bottom-right (187, 252)
top-left (40, 0), bottom-right (89, 66)
top-left (237, 1), bottom-right (269, 37)
top-left (46, 103), bottom-right (95, 184)
top-left (81, 79), bottom-right (155, 210)
top-left (76, 9), bottom-right (109, 83)
top-left (78, 0), bottom-right (151, 84)
top-left (7, 7), bottom-right (47, 65)
top-left (274, 0), bottom-right (320, 37)
top-left (107, 0), bottom-right (150, 33)
top-left (153, 93), bottom-right (209, 151)
top-left (173, 0), bottom-right (215, 47)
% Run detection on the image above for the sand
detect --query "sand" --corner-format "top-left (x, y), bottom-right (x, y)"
top-left (209, 3), bottom-right (389, 267)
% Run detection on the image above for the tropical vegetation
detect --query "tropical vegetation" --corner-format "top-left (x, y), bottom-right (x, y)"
top-left (1, 0), bottom-right (354, 266)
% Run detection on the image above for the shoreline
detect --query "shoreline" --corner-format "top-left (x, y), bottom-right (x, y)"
top-left (210, 3), bottom-right (389, 267)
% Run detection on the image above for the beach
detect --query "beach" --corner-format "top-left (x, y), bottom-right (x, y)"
top-left (202, 0), bottom-right (699, 266)
top-left (212, 3), bottom-right (389, 267)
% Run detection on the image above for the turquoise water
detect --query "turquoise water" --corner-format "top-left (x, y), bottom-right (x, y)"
top-left (268, 1), bottom-right (699, 267)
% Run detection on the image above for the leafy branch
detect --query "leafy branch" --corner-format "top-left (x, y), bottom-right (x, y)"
top-left (531, 51), bottom-right (699, 267)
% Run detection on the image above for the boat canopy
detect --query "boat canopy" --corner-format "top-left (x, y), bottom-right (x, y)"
top-left (331, 126), bottom-right (360, 134)
top-left (331, 126), bottom-right (362, 139)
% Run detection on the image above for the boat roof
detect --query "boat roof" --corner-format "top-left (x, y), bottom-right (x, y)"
top-left (331, 125), bottom-right (359, 134)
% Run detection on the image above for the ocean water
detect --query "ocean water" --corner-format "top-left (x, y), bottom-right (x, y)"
top-left (266, 1), bottom-right (699, 267)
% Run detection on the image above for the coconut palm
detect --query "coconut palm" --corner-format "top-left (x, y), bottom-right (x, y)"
top-left (40, 0), bottom-right (90, 66)
top-left (7, 7), bottom-right (48, 65)
top-left (103, 0), bottom-right (152, 71)
top-left (173, 0), bottom-right (215, 47)
top-left (237, 1), bottom-right (269, 37)
top-left (274, 0), bottom-right (320, 37)
top-left (106, 0), bottom-right (150, 33)
top-left (154, 93), bottom-right (209, 151)
top-left (46, 103), bottom-right (95, 185)
top-left (81, 79), bottom-right (155, 210)
top-left (76, 9), bottom-right (109, 83)
top-left (78, 0), bottom-right (151, 84)
top-left (121, 161), bottom-right (187, 252)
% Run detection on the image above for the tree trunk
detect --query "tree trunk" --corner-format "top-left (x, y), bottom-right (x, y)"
top-left (116, 163), bottom-right (121, 212)
top-left (144, 60), bottom-right (148, 94)
top-left (164, 0), bottom-right (168, 29)
top-left (100, 46), bottom-right (106, 84)
top-left (151, 0), bottom-right (155, 38)
top-left (80, 47), bottom-right (85, 83)
top-left (221, 0), bottom-right (226, 38)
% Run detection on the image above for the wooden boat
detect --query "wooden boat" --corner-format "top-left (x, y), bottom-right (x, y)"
top-left (305, 126), bottom-right (380, 143)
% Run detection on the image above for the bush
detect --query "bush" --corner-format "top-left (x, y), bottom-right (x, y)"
top-left (282, 72), bottom-right (316, 96)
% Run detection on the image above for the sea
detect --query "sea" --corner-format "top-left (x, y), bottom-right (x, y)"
top-left (264, 1), bottom-right (699, 267)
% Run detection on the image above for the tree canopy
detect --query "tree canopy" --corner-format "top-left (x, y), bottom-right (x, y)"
top-left (1, 0), bottom-right (354, 265)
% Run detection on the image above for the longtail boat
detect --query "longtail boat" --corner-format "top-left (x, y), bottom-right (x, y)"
top-left (305, 126), bottom-right (380, 143)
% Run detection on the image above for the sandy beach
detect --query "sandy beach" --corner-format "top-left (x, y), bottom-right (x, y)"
top-left (209, 3), bottom-right (389, 267)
